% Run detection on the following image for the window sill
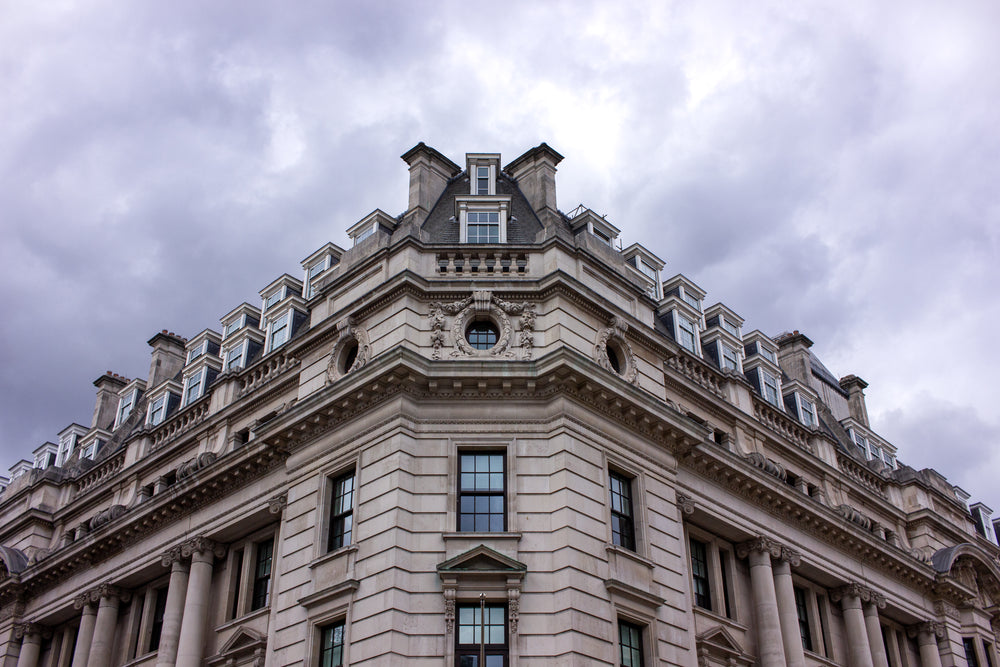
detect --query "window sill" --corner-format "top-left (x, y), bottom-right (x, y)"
top-left (215, 605), bottom-right (270, 633)
top-left (442, 532), bottom-right (522, 542)
top-left (309, 543), bottom-right (358, 569)
top-left (605, 543), bottom-right (655, 570)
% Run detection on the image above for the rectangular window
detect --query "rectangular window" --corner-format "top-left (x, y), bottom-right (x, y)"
top-left (456, 604), bottom-right (507, 666)
top-left (759, 346), bottom-right (777, 363)
top-left (851, 430), bottom-right (869, 456)
top-left (592, 225), bottom-right (612, 246)
top-left (224, 343), bottom-right (245, 372)
top-left (230, 549), bottom-right (244, 619)
top-left (722, 318), bottom-right (740, 337)
top-left (186, 341), bottom-right (207, 363)
top-left (794, 586), bottom-right (813, 651)
top-left (721, 344), bottom-right (739, 371)
top-left (800, 399), bottom-right (816, 427)
top-left (224, 316), bottom-right (244, 338)
top-left (328, 471), bottom-right (355, 552)
top-left (609, 471), bottom-right (636, 551)
top-left (681, 289), bottom-right (701, 311)
top-left (148, 586), bottom-right (168, 651)
top-left (984, 641), bottom-right (994, 667)
top-left (184, 370), bottom-right (204, 406)
top-left (467, 211), bottom-right (500, 244)
top-left (269, 312), bottom-right (291, 352)
top-left (353, 223), bottom-right (376, 245)
top-left (690, 537), bottom-right (712, 610)
top-left (458, 452), bottom-right (505, 532)
top-left (966, 638), bottom-right (981, 667)
top-left (250, 538), bottom-right (274, 611)
top-left (619, 619), bottom-right (644, 667)
top-left (319, 621), bottom-right (346, 667)
top-left (677, 315), bottom-right (697, 353)
top-left (148, 395), bottom-right (167, 426)
top-left (761, 370), bottom-right (780, 406)
top-left (476, 165), bottom-right (490, 195)
top-left (264, 289), bottom-right (284, 312)
top-left (116, 391), bottom-right (135, 427)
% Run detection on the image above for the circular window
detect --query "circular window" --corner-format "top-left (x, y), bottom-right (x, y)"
top-left (340, 341), bottom-right (359, 374)
top-left (466, 320), bottom-right (499, 350)
top-left (606, 345), bottom-right (622, 374)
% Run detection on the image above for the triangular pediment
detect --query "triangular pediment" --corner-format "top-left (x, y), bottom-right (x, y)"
top-left (696, 625), bottom-right (753, 667)
top-left (218, 626), bottom-right (266, 654)
top-left (437, 545), bottom-right (526, 573)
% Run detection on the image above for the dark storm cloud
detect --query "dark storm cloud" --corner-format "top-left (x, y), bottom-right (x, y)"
top-left (1, 1), bottom-right (997, 511)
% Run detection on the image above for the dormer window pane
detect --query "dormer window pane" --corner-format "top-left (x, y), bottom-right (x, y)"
top-left (681, 290), bottom-right (701, 311)
top-left (264, 290), bottom-right (283, 312)
top-left (761, 370), bottom-right (780, 406)
top-left (187, 341), bottom-right (205, 364)
top-left (721, 345), bottom-right (739, 371)
top-left (722, 318), bottom-right (739, 337)
top-left (184, 371), bottom-right (203, 406)
top-left (149, 396), bottom-right (167, 426)
top-left (800, 399), bottom-right (816, 427)
top-left (224, 318), bottom-right (244, 338)
top-left (592, 226), bottom-right (612, 246)
top-left (678, 315), bottom-right (697, 353)
top-left (467, 212), bottom-right (500, 243)
top-left (759, 346), bottom-right (777, 364)
top-left (269, 313), bottom-right (291, 352)
top-left (476, 166), bottom-right (489, 195)
top-left (353, 224), bottom-right (375, 246)
top-left (117, 392), bottom-right (135, 426)
top-left (225, 344), bottom-right (245, 372)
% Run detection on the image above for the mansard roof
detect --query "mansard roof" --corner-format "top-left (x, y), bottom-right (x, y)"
top-left (421, 171), bottom-right (546, 244)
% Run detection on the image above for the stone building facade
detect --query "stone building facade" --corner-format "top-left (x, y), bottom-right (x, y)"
top-left (1, 143), bottom-right (999, 666)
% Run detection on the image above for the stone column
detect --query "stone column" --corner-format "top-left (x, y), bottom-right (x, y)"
top-left (14, 624), bottom-right (43, 667)
top-left (71, 595), bottom-right (98, 667)
top-left (175, 537), bottom-right (225, 667)
top-left (155, 547), bottom-right (190, 667)
top-left (908, 622), bottom-right (944, 667)
top-left (87, 584), bottom-right (128, 667)
top-left (772, 548), bottom-right (806, 667)
top-left (831, 583), bottom-right (874, 667)
top-left (864, 595), bottom-right (889, 667)
top-left (738, 537), bottom-right (787, 667)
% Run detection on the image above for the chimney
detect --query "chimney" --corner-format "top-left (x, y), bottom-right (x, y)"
top-left (400, 142), bottom-right (461, 226)
top-left (775, 330), bottom-right (813, 385)
top-left (147, 330), bottom-right (187, 388)
top-left (839, 374), bottom-right (870, 427)
top-left (504, 143), bottom-right (564, 227)
top-left (91, 371), bottom-right (128, 429)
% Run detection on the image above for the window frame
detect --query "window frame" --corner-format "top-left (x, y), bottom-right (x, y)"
top-left (721, 344), bottom-right (740, 372)
top-left (318, 620), bottom-right (346, 667)
top-left (685, 526), bottom-right (738, 621)
top-left (608, 470), bottom-right (637, 552)
top-left (148, 394), bottom-right (168, 426)
top-left (677, 314), bottom-right (698, 353)
top-left (327, 469), bottom-right (356, 553)
top-left (115, 389), bottom-right (138, 429)
top-left (455, 602), bottom-right (509, 666)
top-left (760, 369), bottom-right (780, 407)
top-left (226, 528), bottom-right (279, 621)
top-left (224, 341), bottom-right (246, 372)
top-left (183, 368), bottom-right (205, 406)
top-left (618, 617), bottom-right (646, 667)
top-left (457, 450), bottom-right (507, 533)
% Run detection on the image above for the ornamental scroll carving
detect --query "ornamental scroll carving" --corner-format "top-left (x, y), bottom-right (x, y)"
top-left (325, 317), bottom-right (372, 384)
top-left (593, 316), bottom-right (639, 384)
top-left (830, 582), bottom-right (886, 608)
top-left (736, 536), bottom-right (784, 560)
top-left (428, 290), bottom-right (536, 360)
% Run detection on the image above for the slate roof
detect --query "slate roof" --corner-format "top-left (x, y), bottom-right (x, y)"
top-left (421, 172), bottom-right (545, 244)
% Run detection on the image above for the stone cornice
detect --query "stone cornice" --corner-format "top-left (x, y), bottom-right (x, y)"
top-left (684, 442), bottom-right (939, 594)
top-left (4, 440), bottom-right (285, 602)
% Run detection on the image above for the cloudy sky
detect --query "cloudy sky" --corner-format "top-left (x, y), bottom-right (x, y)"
top-left (2, 2), bottom-right (998, 513)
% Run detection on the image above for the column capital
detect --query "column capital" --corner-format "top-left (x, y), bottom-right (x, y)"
top-left (76, 583), bottom-right (131, 607)
top-left (73, 591), bottom-right (96, 610)
top-left (161, 545), bottom-right (187, 568)
top-left (736, 535), bottom-right (783, 560)
top-left (267, 493), bottom-right (288, 514)
top-left (906, 621), bottom-right (945, 640)
top-left (179, 536), bottom-right (226, 561)
top-left (13, 622), bottom-right (47, 640)
top-left (779, 546), bottom-right (801, 567)
top-left (830, 581), bottom-right (883, 606)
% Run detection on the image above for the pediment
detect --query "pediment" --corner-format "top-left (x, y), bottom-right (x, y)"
top-left (217, 626), bottom-right (266, 655)
top-left (437, 545), bottom-right (526, 574)
top-left (696, 625), bottom-right (753, 666)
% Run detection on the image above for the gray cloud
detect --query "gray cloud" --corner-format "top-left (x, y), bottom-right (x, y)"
top-left (1, 1), bottom-right (997, 512)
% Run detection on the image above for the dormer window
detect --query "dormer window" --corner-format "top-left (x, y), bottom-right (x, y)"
top-left (263, 306), bottom-right (307, 354)
top-left (761, 369), bottom-right (780, 405)
top-left (114, 383), bottom-right (145, 430)
top-left (224, 317), bottom-right (246, 338)
top-left (301, 243), bottom-right (344, 299)
top-left (33, 443), bottom-right (58, 469)
top-left (183, 366), bottom-right (219, 406)
top-left (721, 344), bottom-right (740, 371)
top-left (800, 398), bottom-right (816, 427)
top-left (467, 154), bottom-right (499, 196)
top-left (681, 289), bottom-right (701, 311)
top-left (186, 338), bottom-right (220, 364)
top-left (149, 395), bottom-right (167, 425)
top-left (467, 211), bottom-right (500, 243)
top-left (221, 303), bottom-right (263, 342)
top-left (677, 314), bottom-right (697, 352)
top-left (260, 274), bottom-right (305, 319)
top-left (721, 318), bottom-right (740, 337)
top-left (783, 387), bottom-right (817, 427)
top-left (146, 382), bottom-right (182, 427)
top-left (264, 289), bottom-right (285, 313)
top-left (224, 343), bottom-right (246, 372)
top-left (57, 424), bottom-right (88, 466)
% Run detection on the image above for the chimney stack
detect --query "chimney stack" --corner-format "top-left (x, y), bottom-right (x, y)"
top-left (505, 143), bottom-right (564, 227)
top-left (91, 371), bottom-right (128, 430)
top-left (839, 374), bottom-right (870, 427)
top-left (400, 143), bottom-right (461, 226)
top-left (147, 330), bottom-right (187, 389)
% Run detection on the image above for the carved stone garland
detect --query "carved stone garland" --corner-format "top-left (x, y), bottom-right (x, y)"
top-left (593, 316), bottom-right (639, 384)
top-left (429, 290), bottom-right (536, 360)
top-left (326, 317), bottom-right (372, 384)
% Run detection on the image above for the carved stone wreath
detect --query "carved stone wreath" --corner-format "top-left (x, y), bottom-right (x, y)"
top-left (429, 290), bottom-right (536, 360)
top-left (325, 317), bottom-right (371, 384)
top-left (593, 315), bottom-right (639, 384)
